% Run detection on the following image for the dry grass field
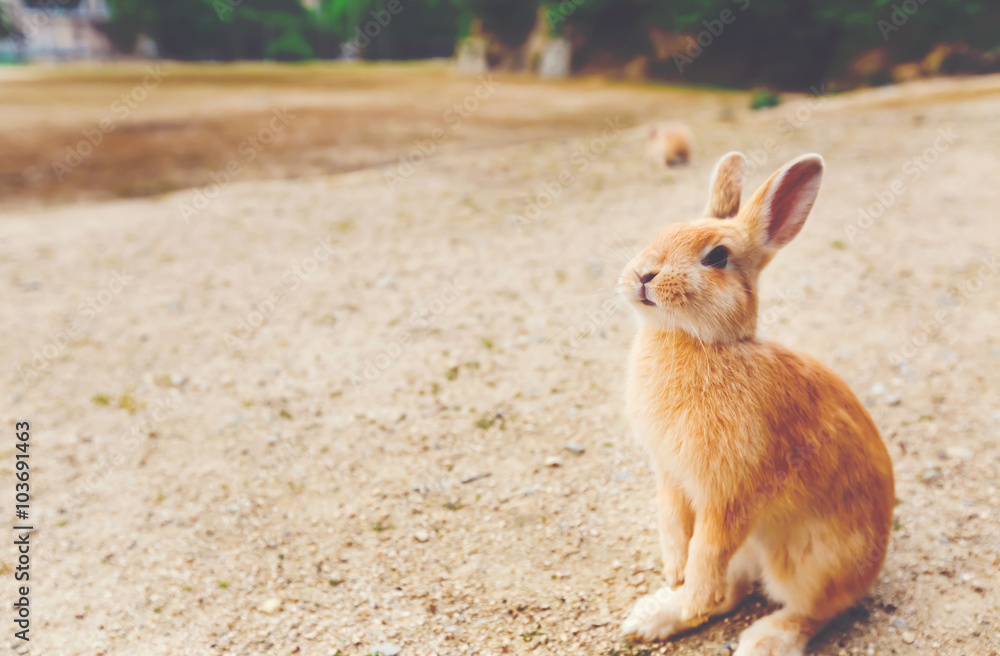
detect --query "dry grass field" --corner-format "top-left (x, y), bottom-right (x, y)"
top-left (0, 62), bottom-right (735, 208)
top-left (1, 63), bottom-right (999, 656)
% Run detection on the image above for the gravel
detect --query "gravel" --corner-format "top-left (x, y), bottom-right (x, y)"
top-left (2, 73), bottom-right (999, 656)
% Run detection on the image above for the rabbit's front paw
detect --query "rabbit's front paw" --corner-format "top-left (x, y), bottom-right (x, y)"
top-left (662, 559), bottom-right (686, 588)
top-left (679, 574), bottom-right (726, 623)
top-left (621, 587), bottom-right (688, 642)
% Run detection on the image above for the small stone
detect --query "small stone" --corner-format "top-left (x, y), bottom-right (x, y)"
top-left (945, 446), bottom-right (973, 460)
top-left (902, 631), bottom-right (916, 644)
top-left (259, 598), bottom-right (282, 614)
top-left (545, 456), bottom-right (563, 467)
top-left (870, 382), bottom-right (887, 395)
top-left (613, 471), bottom-right (632, 481)
top-left (370, 644), bottom-right (401, 656)
top-left (564, 442), bottom-right (585, 455)
top-left (413, 530), bottom-right (429, 543)
top-left (886, 394), bottom-right (902, 406)
top-left (170, 373), bottom-right (187, 387)
top-left (891, 617), bottom-right (909, 630)
top-left (921, 467), bottom-right (942, 484)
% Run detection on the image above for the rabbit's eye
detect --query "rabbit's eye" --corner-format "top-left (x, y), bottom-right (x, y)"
top-left (702, 245), bottom-right (729, 269)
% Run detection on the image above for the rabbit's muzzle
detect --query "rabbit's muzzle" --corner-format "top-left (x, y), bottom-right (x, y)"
top-left (628, 267), bottom-right (692, 308)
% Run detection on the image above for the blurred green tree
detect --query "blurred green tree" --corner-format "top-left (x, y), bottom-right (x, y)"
top-left (98, 0), bottom-right (1000, 88)
top-left (1, 3), bottom-right (24, 40)
top-left (466, 0), bottom-right (537, 46)
top-left (552, 0), bottom-right (1000, 88)
top-left (317, 0), bottom-right (464, 60)
top-left (103, 0), bottom-right (327, 60)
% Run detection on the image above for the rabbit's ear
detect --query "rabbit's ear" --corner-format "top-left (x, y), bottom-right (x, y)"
top-left (704, 151), bottom-right (747, 219)
top-left (743, 154), bottom-right (824, 249)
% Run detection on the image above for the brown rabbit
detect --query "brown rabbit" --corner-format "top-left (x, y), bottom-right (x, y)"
top-left (619, 152), bottom-right (894, 656)
top-left (646, 122), bottom-right (693, 167)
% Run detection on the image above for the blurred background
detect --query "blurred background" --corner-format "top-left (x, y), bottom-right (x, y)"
top-left (2, 1), bottom-right (1000, 656)
top-left (3, 0), bottom-right (1000, 81)
top-left (2, 0), bottom-right (1000, 204)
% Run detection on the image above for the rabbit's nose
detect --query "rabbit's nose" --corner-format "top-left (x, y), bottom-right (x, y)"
top-left (638, 271), bottom-right (659, 306)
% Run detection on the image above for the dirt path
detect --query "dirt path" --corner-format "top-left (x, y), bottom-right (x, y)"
top-left (1, 67), bottom-right (999, 656)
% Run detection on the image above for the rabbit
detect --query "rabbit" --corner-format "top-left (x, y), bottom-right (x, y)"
top-left (618, 152), bottom-right (895, 656)
top-left (646, 122), bottom-right (694, 167)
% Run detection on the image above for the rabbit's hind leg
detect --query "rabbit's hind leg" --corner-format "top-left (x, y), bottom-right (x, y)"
top-left (737, 521), bottom-right (878, 656)
top-left (732, 608), bottom-right (824, 656)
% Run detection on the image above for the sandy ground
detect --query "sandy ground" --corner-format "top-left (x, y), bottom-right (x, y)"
top-left (1, 65), bottom-right (999, 656)
top-left (0, 63), bottom-right (731, 208)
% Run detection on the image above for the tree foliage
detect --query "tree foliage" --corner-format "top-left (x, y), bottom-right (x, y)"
top-left (1, 3), bottom-right (23, 40)
top-left (554, 0), bottom-right (1000, 88)
top-left (95, 0), bottom-right (1000, 88)
top-left (103, 0), bottom-right (329, 60)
